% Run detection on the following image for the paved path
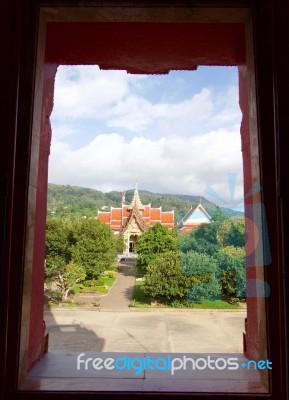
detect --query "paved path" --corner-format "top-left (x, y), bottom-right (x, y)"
top-left (44, 309), bottom-right (245, 353)
top-left (99, 262), bottom-right (137, 311)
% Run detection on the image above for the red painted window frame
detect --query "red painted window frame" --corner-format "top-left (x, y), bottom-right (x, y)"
top-left (0, 1), bottom-right (288, 399)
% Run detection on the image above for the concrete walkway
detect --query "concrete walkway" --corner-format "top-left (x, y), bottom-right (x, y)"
top-left (30, 310), bottom-right (258, 393)
top-left (99, 261), bottom-right (137, 311)
top-left (44, 309), bottom-right (245, 353)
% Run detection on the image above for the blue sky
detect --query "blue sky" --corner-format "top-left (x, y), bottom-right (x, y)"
top-left (49, 65), bottom-right (244, 210)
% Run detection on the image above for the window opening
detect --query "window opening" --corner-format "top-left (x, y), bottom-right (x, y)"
top-left (25, 65), bottom-right (268, 393)
top-left (19, 9), bottom-right (272, 391)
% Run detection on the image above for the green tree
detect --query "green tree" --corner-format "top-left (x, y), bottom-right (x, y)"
top-left (180, 228), bottom-right (220, 255)
top-left (214, 246), bottom-right (246, 298)
top-left (222, 245), bottom-right (245, 258)
top-left (45, 217), bottom-right (120, 288)
top-left (70, 219), bottom-right (118, 279)
top-left (181, 251), bottom-right (221, 302)
top-left (227, 219), bottom-right (245, 247)
top-left (45, 218), bottom-right (71, 280)
top-left (178, 210), bottom-right (246, 302)
top-left (143, 252), bottom-right (192, 301)
top-left (179, 208), bottom-right (226, 256)
top-left (57, 261), bottom-right (86, 301)
top-left (135, 223), bottom-right (179, 274)
top-left (45, 219), bottom-right (86, 300)
top-left (194, 208), bottom-right (224, 245)
top-left (217, 218), bottom-right (245, 248)
top-left (116, 234), bottom-right (126, 253)
top-left (143, 250), bottom-right (221, 304)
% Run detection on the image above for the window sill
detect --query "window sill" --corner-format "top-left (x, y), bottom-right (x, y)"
top-left (20, 352), bottom-right (268, 393)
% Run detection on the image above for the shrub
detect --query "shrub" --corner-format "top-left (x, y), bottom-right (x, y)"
top-left (106, 270), bottom-right (116, 278)
top-left (143, 252), bottom-right (192, 301)
top-left (214, 249), bottom-right (246, 298)
top-left (181, 251), bottom-right (221, 302)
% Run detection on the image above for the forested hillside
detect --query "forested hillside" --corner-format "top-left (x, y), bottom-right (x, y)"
top-left (47, 183), bottom-right (243, 222)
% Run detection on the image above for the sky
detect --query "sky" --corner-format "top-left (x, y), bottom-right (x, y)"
top-left (49, 65), bottom-right (244, 210)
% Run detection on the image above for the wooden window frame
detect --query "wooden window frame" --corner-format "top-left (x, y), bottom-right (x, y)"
top-left (0, 1), bottom-right (288, 399)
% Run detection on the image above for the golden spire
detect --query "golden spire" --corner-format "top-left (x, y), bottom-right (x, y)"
top-left (128, 182), bottom-right (144, 210)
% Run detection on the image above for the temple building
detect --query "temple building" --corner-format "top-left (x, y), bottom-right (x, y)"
top-left (97, 187), bottom-right (174, 253)
top-left (177, 202), bottom-right (211, 236)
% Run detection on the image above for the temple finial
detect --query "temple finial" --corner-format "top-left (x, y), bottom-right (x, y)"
top-left (128, 180), bottom-right (144, 210)
top-left (122, 189), bottom-right (126, 204)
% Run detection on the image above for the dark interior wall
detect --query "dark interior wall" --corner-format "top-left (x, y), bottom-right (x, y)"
top-left (271, 1), bottom-right (289, 397)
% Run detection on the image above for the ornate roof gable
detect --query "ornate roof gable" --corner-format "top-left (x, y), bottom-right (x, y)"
top-left (120, 206), bottom-right (148, 234)
top-left (98, 186), bottom-right (174, 232)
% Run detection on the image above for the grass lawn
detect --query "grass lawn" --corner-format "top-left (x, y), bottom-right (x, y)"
top-left (131, 280), bottom-right (242, 310)
top-left (45, 272), bottom-right (117, 309)
top-left (191, 300), bottom-right (241, 309)
top-left (130, 279), bottom-right (151, 308)
top-left (78, 275), bottom-right (116, 295)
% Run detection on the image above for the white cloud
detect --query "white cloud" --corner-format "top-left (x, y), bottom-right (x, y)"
top-left (108, 88), bottom-right (213, 133)
top-left (51, 124), bottom-right (77, 140)
top-left (48, 128), bottom-right (243, 205)
top-left (52, 66), bottom-right (145, 120)
top-left (49, 66), bottom-right (243, 206)
top-left (212, 85), bottom-right (241, 125)
top-left (52, 66), bottom-right (240, 136)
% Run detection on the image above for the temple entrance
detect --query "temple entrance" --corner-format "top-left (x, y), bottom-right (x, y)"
top-left (129, 235), bottom-right (138, 253)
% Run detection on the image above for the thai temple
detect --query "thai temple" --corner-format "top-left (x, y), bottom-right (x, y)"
top-left (177, 201), bottom-right (211, 236)
top-left (97, 186), bottom-right (174, 253)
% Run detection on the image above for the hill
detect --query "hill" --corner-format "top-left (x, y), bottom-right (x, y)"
top-left (47, 183), bottom-right (243, 222)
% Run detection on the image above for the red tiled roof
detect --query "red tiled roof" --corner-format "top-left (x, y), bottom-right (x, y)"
top-left (122, 206), bottom-right (130, 217)
top-left (111, 208), bottom-right (122, 220)
top-left (97, 194), bottom-right (174, 232)
top-left (98, 212), bottom-right (110, 223)
top-left (142, 205), bottom-right (150, 217)
top-left (111, 220), bottom-right (122, 228)
top-left (150, 208), bottom-right (161, 221)
top-left (161, 212), bottom-right (174, 224)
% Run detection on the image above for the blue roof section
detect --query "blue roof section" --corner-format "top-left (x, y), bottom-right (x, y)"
top-left (177, 203), bottom-right (212, 228)
top-left (186, 208), bottom-right (211, 223)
